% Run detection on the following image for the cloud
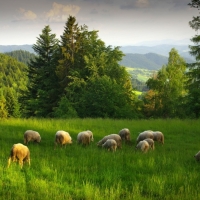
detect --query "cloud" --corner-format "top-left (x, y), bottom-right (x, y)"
top-left (45, 2), bottom-right (80, 22)
top-left (120, 0), bottom-right (149, 9)
top-left (19, 8), bottom-right (37, 20)
top-left (136, 0), bottom-right (149, 7)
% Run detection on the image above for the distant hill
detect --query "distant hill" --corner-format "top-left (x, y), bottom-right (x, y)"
top-left (120, 44), bottom-right (195, 63)
top-left (0, 45), bottom-right (34, 54)
top-left (0, 44), bottom-right (194, 71)
top-left (120, 53), bottom-right (168, 70)
top-left (120, 52), bottom-right (194, 71)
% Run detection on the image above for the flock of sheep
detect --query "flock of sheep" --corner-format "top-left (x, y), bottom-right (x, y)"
top-left (7, 128), bottom-right (200, 168)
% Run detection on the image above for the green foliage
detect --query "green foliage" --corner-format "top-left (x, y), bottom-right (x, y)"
top-left (5, 87), bottom-right (21, 118)
top-left (0, 53), bottom-right (28, 118)
top-left (24, 25), bottom-right (60, 117)
top-left (1, 118), bottom-right (200, 199)
top-left (145, 48), bottom-right (187, 118)
top-left (0, 53), bottom-right (28, 90)
top-left (186, 1), bottom-right (200, 118)
top-left (53, 96), bottom-right (78, 118)
top-left (53, 15), bottom-right (139, 119)
top-left (76, 76), bottom-right (137, 118)
top-left (0, 94), bottom-right (8, 118)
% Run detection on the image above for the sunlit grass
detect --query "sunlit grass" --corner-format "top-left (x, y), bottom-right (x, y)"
top-left (0, 118), bottom-right (200, 199)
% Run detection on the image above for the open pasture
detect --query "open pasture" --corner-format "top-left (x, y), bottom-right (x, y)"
top-left (0, 118), bottom-right (200, 200)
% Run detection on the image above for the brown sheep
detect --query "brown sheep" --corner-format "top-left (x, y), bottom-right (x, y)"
top-left (77, 130), bottom-right (93, 146)
top-left (152, 131), bottom-right (164, 144)
top-left (136, 140), bottom-right (150, 153)
top-left (97, 134), bottom-right (122, 149)
top-left (54, 130), bottom-right (72, 148)
top-left (118, 128), bottom-right (131, 143)
top-left (24, 130), bottom-right (41, 145)
top-left (144, 138), bottom-right (155, 150)
top-left (102, 139), bottom-right (117, 152)
top-left (7, 143), bottom-right (30, 168)
top-left (136, 130), bottom-right (154, 144)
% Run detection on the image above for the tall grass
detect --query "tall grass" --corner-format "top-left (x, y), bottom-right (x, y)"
top-left (0, 118), bottom-right (200, 199)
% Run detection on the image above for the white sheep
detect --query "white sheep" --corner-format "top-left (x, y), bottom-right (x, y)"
top-left (136, 140), bottom-right (150, 153)
top-left (118, 128), bottom-right (131, 143)
top-left (136, 130), bottom-right (154, 144)
top-left (102, 139), bottom-right (117, 152)
top-left (143, 138), bottom-right (155, 150)
top-left (24, 130), bottom-right (41, 145)
top-left (55, 130), bottom-right (72, 148)
top-left (152, 131), bottom-right (164, 144)
top-left (7, 143), bottom-right (30, 168)
top-left (194, 151), bottom-right (200, 161)
top-left (97, 134), bottom-right (122, 148)
top-left (77, 130), bottom-right (93, 146)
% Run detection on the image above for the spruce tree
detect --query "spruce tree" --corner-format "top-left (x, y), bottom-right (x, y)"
top-left (187, 0), bottom-right (200, 118)
top-left (25, 25), bottom-right (60, 117)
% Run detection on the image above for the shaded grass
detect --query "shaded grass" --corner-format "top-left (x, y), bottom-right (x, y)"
top-left (0, 118), bottom-right (200, 199)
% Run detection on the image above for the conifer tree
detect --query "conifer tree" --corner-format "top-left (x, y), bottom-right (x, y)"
top-left (186, 0), bottom-right (200, 117)
top-left (25, 25), bottom-right (60, 117)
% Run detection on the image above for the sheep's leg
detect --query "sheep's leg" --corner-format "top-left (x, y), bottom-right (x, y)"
top-left (7, 157), bottom-right (11, 168)
top-left (19, 159), bottom-right (23, 169)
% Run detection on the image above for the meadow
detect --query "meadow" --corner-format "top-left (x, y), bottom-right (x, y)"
top-left (0, 118), bottom-right (200, 200)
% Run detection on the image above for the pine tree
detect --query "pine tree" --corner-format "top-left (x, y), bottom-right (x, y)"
top-left (25, 25), bottom-right (60, 117)
top-left (187, 0), bottom-right (200, 118)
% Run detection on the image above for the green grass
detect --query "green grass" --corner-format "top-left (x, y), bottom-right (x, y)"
top-left (0, 118), bottom-right (200, 199)
top-left (126, 67), bottom-right (155, 82)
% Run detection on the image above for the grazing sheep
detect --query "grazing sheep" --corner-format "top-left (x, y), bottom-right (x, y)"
top-left (97, 134), bottom-right (122, 149)
top-left (102, 139), bottom-right (117, 152)
top-left (136, 130), bottom-right (154, 144)
top-left (24, 130), bottom-right (41, 145)
top-left (136, 140), bottom-right (149, 153)
top-left (55, 130), bottom-right (72, 148)
top-left (194, 151), bottom-right (200, 161)
top-left (77, 130), bottom-right (93, 146)
top-left (152, 131), bottom-right (164, 144)
top-left (118, 128), bottom-right (131, 143)
top-left (144, 138), bottom-right (155, 150)
top-left (7, 143), bottom-right (30, 168)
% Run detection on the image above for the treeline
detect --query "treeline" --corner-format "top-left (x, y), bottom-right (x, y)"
top-left (4, 50), bottom-right (35, 65)
top-left (1, 11), bottom-right (200, 119)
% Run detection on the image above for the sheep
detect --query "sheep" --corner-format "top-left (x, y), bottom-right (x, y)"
top-left (194, 151), bottom-right (200, 161)
top-left (152, 131), bottom-right (164, 144)
top-left (54, 130), bottom-right (72, 148)
top-left (77, 130), bottom-right (93, 146)
top-left (143, 138), bottom-right (155, 150)
top-left (136, 130), bottom-right (154, 144)
top-left (135, 140), bottom-right (150, 153)
top-left (97, 134), bottom-right (122, 149)
top-left (102, 139), bottom-right (117, 152)
top-left (7, 143), bottom-right (30, 168)
top-left (118, 128), bottom-right (131, 143)
top-left (24, 130), bottom-right (41, 145)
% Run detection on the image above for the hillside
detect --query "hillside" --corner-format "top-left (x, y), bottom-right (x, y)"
top-left (0, 53), bottom-right (28, 86)
top-left (4, 50), bottom-right (36, 65)
top-left (0, 44), bottom-right (34, 54)
top-left (120, 53), bottom-right (168, 70)
top-left (120, 44), bottom-right (195, 63)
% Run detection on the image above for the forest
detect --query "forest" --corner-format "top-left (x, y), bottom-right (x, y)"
top-left (0, 8), bottom-right (200, 119)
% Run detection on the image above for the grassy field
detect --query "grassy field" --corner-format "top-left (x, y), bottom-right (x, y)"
top-left (0, 118), bottom-right (200, 200)
top-left (126, 67), bottom-right (156, 82)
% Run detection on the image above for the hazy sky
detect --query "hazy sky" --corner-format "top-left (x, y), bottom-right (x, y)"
top-left (0, 0), bottom-right (199, 46)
